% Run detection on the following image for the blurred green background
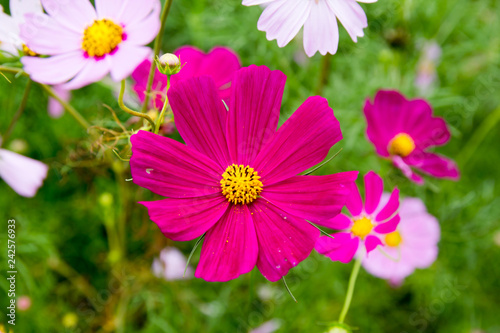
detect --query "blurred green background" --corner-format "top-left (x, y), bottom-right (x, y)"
top-left (1, 0), bottom-right (499, 332)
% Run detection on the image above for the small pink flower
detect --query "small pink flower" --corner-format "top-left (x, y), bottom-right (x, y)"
top-left (315, 171), bottom-right (400, 263)
top-left (415, 41), bottom-right (442, 94)
top-left (131, 46), bottom-right (241, 109)
top-left (243, 0), bottom-right (377, 57)
top-left (152, 247), bottom-right (192, 280)
top-left (362, 195), bottom-right (440, 286)
top-left (17, 296), bottom-right (32, 311)
top-left (364, 90), bottom-right (460, 184)
top-left (0, 148), bottom-right (48, 197)
top-left (130, 65), bottom-right (357, 282)
top-left (48, 85), bottom-right (71, 118)
top-left (20, 0), bottom-right (160, 89)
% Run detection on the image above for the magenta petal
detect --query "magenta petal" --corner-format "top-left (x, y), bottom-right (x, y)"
top-left (254, 96), bottom-right (343, 185)
top-left (374, 214), bottom-right (400, 234)
top-left (262, 172), bottom-right (357, 223)
top-left (172, 46), bottom-right (205, 82)
top-left (405, 99), bottom-right (451, 148)
top-left (375, 188), bottom-right (400, 222)
top-left (319, 213), bottom-right (352, 230)
top-left (195, 205), bottom-right (258, 282)
top-left (198, 47), bottom-right (241, 97)
top-left (364, 91), bottom-right (407, 157)
top-left (250, 200), bottom-right (320, 282)
top-left (364, 235), bottom-right (383, 255)
top-left (227, 65), bottom-right (286, 165)
top-left (345, 182), bottom-right (363, 217)
top-left (167, 76), bottom-right (230, 168)
top-left (363, 171), bottom-right (383, 215)
top-left (140, 194), bottom-right (229, 242)
top-left (405, 152), bottom-right (460, 180)
top-left (130, 130), bottom-right (223, 198)
top-left (315, 232), bottom-right (359, 264)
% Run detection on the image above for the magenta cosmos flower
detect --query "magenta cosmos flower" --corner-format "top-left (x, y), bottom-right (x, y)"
top-left (362, 195), bottom-right (440, 286)
top-left (132, 46), bottom-right (241, 109)
top-left (315, 171), bottom-right (400, 263)
top-left (364, 90), bottom-right (460, 185)
top-left (243, 0), bottom-right (377, 57)
top-left (20, 0), bottom-right (160, 89)
top-left (0, 148), bottom-right (48, 197)
top-left (130, 65), bottom-right (358, 282)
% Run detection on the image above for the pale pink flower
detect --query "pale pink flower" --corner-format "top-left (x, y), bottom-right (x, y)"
top-left (0, 148), bottom-right (48, 197)
top-left (17, 296), bottom-right (32, 311)
top-left (152, 247), bottom-right (192, 280)
top-left (415, 41), bottom-right (442, 94)
top-left (20, 0), bottom-right (160, 89)
top-left (243, 0), bottom-right (377, 57)
top-left (361, 195), bottom-right (440, 286)
top-left (0, 0), bottom-right (42, 56)
top-left (249, 319), bottom-right (282, 333)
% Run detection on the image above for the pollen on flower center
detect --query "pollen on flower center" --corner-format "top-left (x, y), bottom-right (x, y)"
top-left (82, 19), bottom-right (123, 58)
top-left (220, 164), bottom-right (263, 205)
top-left (22, 44), bottom-right (38, 57)
top-left (385, 231), bottom-right (402, 247)
top-left (351, 217), bottom-right (374, 239)
top-left (388, 133), bottom-right (415, 157)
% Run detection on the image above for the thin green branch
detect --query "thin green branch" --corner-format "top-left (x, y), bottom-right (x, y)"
top-left (141, 0), bottom-right (174, 113)
top-left (2, 79), bottom-right (32, 147)
top-left (282, 276), bottom-right (297, 303)
top-left (40, 84), bottom-right (90, 129)
top-left (119, 80), bottom-right (156, 131)
top-left (315, 54), bottom-right (333, 95)
top-left (302, 148), bottom-right (343, 176)
top-left (184, 233), bottom-right (205, 277)
top-left (154, 76), bottom-right (170, 134)
top-left (338, 258), bottom-right (362, 324)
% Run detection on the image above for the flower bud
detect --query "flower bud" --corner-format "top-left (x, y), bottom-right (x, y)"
top-left (325, 323), bottom-right (352, 333)
top-left (156, 53), bottom-right (181, 75)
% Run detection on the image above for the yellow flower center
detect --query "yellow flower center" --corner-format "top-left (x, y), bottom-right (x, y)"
top-left (82, 19), bottom-right (123, 58)
top-left (351, 217), bottom-right (374, 239)
top-left (388, 133), bottom-right (415, 157)
top-left (220, 164), bottom-right (263, 205)
top-left (22, 44), bottom-right (38, 57)
top-left (385, 231), bottom-right (402, 247)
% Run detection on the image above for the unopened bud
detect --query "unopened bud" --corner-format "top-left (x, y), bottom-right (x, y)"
top-left (325, 323), bottom-right (352, 333)
top-left (156, 53), bottom-right (181, 75)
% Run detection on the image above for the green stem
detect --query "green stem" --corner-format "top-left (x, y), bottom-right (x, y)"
top-left (0, 66), bottom-right (26, 76)
top-left (2, 79), bottom-right (32, 147)
top-left (40, 84), bottom-right (90, 129)
top-left (458, 104), bottom-right (500, 168)
top-left (315, 54), bottom-right (333, 96)
top-left (154, 76), bottom-right (170, 134)
top-left (141, 0), bottom-right (174, 113)
top-left (338, 258), bottom-right (362, 324)
top-left (119, 80), bottom-right (156, 131)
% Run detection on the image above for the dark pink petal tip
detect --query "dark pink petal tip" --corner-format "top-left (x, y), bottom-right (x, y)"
top-left (315, 232), bottom-right (359, 264)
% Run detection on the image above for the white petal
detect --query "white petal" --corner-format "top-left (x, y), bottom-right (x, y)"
top-left (21, 51), bottom-right (88, 85)
top-left (257, 0), bottom-right (312, 48)
top-left (109, 45), bottom-right (151, 82)
top-left (10, 0), bottom-right (43, 25)
top-left (303, 0), bottom-right (339, 57)
top-left (0, 149), bottom-right (48, 197)
top-left (327, 0), bottom-right (368, 42)
top-left (242, 0), bottom-right (276, 6)
top-left (60, 57), bottom-right (111, 90)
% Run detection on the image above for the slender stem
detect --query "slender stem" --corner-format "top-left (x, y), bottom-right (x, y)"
top-left (458, 104), bottom-right (500, 168)
top-left (315, 54), bottom-right (333, 96)
top-left (2, 79), bottom-right (32, 147)
top-left (338, 258), bottom-right (362, 324)
top-left (119, 80), bottom-right (156, 131)
top-left (141, 0), bottom-right (174, 113)
top-left (154, 76), bottom-right (170, 134)
top-left (0, 66), bottom-right (26, 76)
top-left (40, 84), bottom-right (90, 129)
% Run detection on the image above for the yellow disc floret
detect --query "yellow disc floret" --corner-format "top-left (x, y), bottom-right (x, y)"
top-left (385, 231), bottom-right (402, 247)
top-left (220, 164), bottom-right (263, 205)
top-left (351, 217), bottom-right (374, 239)
top-left (82, 19), bottom-right (123, 58)
top-left (388, 133), bottom-right (416, 157)
top-left (22, 44), bottom-right (38, 57)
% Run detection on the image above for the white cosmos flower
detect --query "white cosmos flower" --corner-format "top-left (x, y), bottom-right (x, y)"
top-left (243, 0), bottom-right (377, 57)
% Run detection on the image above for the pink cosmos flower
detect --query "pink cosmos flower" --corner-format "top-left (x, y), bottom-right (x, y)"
top-left (315, 171), bottom-right (400, 263)
top-left (20, 0), bottom-right (160, 90)
top-left (364, 90), bottom-right (460, 184)
top-left (130, 65), bottom-right (358, 282)
top-left (132, 46), bottom-right (241, 110)
top-left (362, 195), bottom-right (440, 286)
top-left (415, 41), bottom-right (442, 95)
top-left (242, 0), bottom-right (377, 57)
top-left (152, 247), bottom-right (193, 280)
top-left (0, 148), bottom-right (48, 197)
